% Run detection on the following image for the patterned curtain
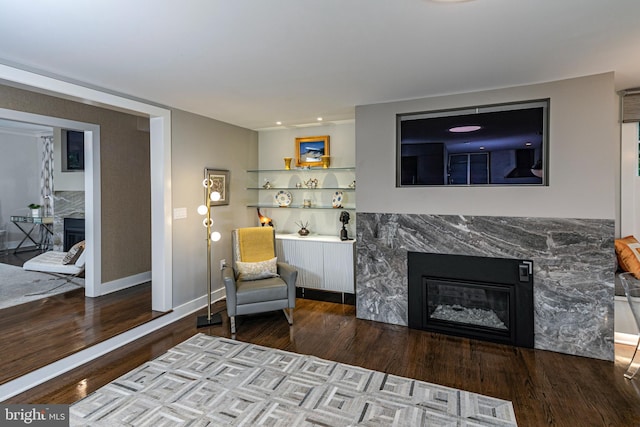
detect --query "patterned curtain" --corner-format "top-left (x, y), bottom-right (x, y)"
top-left (40, 136), bottom-right (54, 216)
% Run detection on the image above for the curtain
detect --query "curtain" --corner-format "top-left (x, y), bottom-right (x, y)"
top-left (622, 90), bottom-right (640, 123)
top-left (40, 136), bottom-right (54, 216)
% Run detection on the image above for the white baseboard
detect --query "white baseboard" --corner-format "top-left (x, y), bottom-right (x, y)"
top-left (100, 271), bottom-right (152, 295)
top-left (0, 286), bottom-right (226, 402)
top-left (615, 296), bottom-right (639, 341)
top-left (615, 332), bottom-right (639, 347)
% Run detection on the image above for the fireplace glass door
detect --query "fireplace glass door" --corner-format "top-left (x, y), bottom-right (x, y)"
top-left (425, 278), bottom-right (512, 333)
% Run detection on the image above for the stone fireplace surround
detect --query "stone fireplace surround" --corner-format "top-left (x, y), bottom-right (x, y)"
top-left (356, 213), bottom-right (615, 361)
top-left (52, 191), bottom-right (85, 251)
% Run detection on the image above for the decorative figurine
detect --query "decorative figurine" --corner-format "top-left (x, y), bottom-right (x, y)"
top-left (339, 211), bottom-right (352, 241)
top-left (257, 208), bottom-right (273, 227)
top-left (304, 178), bottom-right (318, 188)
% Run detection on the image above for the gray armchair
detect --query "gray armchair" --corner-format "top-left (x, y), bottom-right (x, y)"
top-left (222, 227), bottom-right (297, 334)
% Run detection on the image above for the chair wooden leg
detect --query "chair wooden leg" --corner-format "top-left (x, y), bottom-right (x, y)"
top-left (230, 316), bottom-right (236, 334)
top-left (283, 308), bottom-right (293, 325)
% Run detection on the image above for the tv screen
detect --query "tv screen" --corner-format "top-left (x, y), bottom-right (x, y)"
top-left (397, 99), bottom-right (548, 186)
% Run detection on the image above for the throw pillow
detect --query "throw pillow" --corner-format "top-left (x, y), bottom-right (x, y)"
top-left (615, 235), bottom-right (640, 279)
top-left (63, 240), bottom-right (85, 265)
top-left (236, 256), bottom-right (279, 281)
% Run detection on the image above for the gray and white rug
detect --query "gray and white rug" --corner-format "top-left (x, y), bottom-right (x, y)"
top-left (70, 334), bottom-right (518, 426)
top-left (0, 263), bottom-right (84, 309)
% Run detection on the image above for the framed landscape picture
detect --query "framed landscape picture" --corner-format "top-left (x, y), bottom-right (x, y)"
top-left (296, 135), bottom-right (330, 167)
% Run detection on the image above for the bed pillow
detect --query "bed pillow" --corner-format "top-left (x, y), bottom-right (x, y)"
top-left (615, 235), bottom-right (640, 279)
top-left (63, 240), bottom-right (85, 265)
top-left (235, 256), bottom-right (279, 281)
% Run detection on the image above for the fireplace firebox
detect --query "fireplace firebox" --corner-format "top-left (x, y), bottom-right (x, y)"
top-left (63, 217), bottom-right (85, 252)
top-left (408, 252), bottom-right (534, 348)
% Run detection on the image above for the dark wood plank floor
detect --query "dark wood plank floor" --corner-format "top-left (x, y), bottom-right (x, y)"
top-left (5, 297), bottom-right (640, 426)
top-left (0, 249), bottom-right (165, 385)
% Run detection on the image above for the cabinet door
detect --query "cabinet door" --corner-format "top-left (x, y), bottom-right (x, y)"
top-left (322, 242), bottom-right (355, 293)
top-left (279, 239), bottom-right (323, 289)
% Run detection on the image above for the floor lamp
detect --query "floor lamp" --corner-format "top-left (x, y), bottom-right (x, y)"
top-left (197, 169), bottom-right (223, 328)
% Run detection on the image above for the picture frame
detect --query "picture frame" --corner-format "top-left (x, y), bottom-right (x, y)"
top-left (295, 135), bottom-right (330, 167)
top-left (204, 168), bottom-right (230, 206)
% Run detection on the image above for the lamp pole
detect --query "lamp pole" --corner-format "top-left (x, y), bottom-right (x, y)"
top-left (197, 170), bottom-right (223, 327)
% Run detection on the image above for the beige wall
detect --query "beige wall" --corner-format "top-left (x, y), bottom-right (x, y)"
top-left (0, 84), bottom-right (151, 282)
top-left (170, 109), bottom-right (258, 306)
top-left (355, 73), bottom-right (618, 220)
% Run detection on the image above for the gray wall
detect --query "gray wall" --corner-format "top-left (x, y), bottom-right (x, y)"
top-left (171, 109), bottom-right (258, 306)
top-left (355, 73), bottom-right (617, 220)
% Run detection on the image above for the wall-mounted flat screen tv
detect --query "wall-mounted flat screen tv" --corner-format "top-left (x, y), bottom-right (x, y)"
top-left (397, 99), bottom-right (549, 186)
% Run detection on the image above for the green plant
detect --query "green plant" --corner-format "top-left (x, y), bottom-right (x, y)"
top-left (28, 203), bottom-right (42, 209)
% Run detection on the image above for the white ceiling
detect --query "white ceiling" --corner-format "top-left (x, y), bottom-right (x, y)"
top-left (0, 0), bottom-right (639, 130)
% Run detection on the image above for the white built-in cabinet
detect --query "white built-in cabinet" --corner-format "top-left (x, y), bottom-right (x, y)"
top-left (276, 234), bottom-right (355, 294)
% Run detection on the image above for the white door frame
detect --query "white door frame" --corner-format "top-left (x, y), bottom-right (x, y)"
top-left (0, 64), bottom-right (173, 311)
top-left (621, 122), bottom-right (640, 238)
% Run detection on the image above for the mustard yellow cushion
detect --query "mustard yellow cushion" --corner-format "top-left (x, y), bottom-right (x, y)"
top-left (615, 235), bottom-right (640, 279)
top-left (236, 256), bottom-right (279, 281)
top-left (237, 227), bottom-right (275, 262)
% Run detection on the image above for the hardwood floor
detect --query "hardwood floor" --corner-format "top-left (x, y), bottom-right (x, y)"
top-left (0, 249), bottom-right (164, 385)
top-left (5, 298), bottom-right (640, 426)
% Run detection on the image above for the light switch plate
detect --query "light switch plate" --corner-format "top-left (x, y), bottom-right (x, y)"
top-left (173, 207), bottom-right (187, 220)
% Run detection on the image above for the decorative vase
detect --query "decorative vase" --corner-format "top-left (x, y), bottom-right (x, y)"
top-left (284, 157), bottom-right (292, 170)
top-left (298, 227), bottom-right (310, 237)
top-left (321, 155), bottom-right (330, 169)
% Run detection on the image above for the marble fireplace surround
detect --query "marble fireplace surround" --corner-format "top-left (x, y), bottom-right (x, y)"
top-left (52, 191), bottom-right (85, 251)
top-left (356, 213), bottom-right (615, 361)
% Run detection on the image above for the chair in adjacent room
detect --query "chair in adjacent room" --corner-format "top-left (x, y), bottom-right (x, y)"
top-left (222, 227), bottom-right (297, 334)
top-left (22, 240), bottom-right (86, 280)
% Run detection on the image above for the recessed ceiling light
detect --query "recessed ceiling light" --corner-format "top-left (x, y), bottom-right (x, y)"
top-left (525, 142), bottom-right (532, 146)
top-left (276, 121), bottom-right (282, 125)
top-left (449, 125), bottom-right (481, 133)
top-left (317, 117), bottom-right (323, 122)
top-left (479, 146), bottom-right (485, 150)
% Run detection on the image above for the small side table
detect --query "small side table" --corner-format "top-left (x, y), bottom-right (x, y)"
top-left (10, 215), bottom-right (53, 254)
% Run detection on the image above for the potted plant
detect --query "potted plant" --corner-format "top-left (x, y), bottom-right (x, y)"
top-left (28, 203), bottom-right (42, 217)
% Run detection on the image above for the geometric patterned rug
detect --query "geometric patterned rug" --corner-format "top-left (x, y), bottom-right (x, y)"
top-left (70, 334), bottom-right (518, 426)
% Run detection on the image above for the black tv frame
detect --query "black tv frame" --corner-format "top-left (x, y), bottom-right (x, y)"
top-left (396, 99), bottom-right (549, 187)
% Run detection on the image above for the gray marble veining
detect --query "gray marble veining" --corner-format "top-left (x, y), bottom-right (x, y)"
top-left (356, 213), bottom-right (615, 361)
top-left (52, 191), bottom-right (85, 250)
